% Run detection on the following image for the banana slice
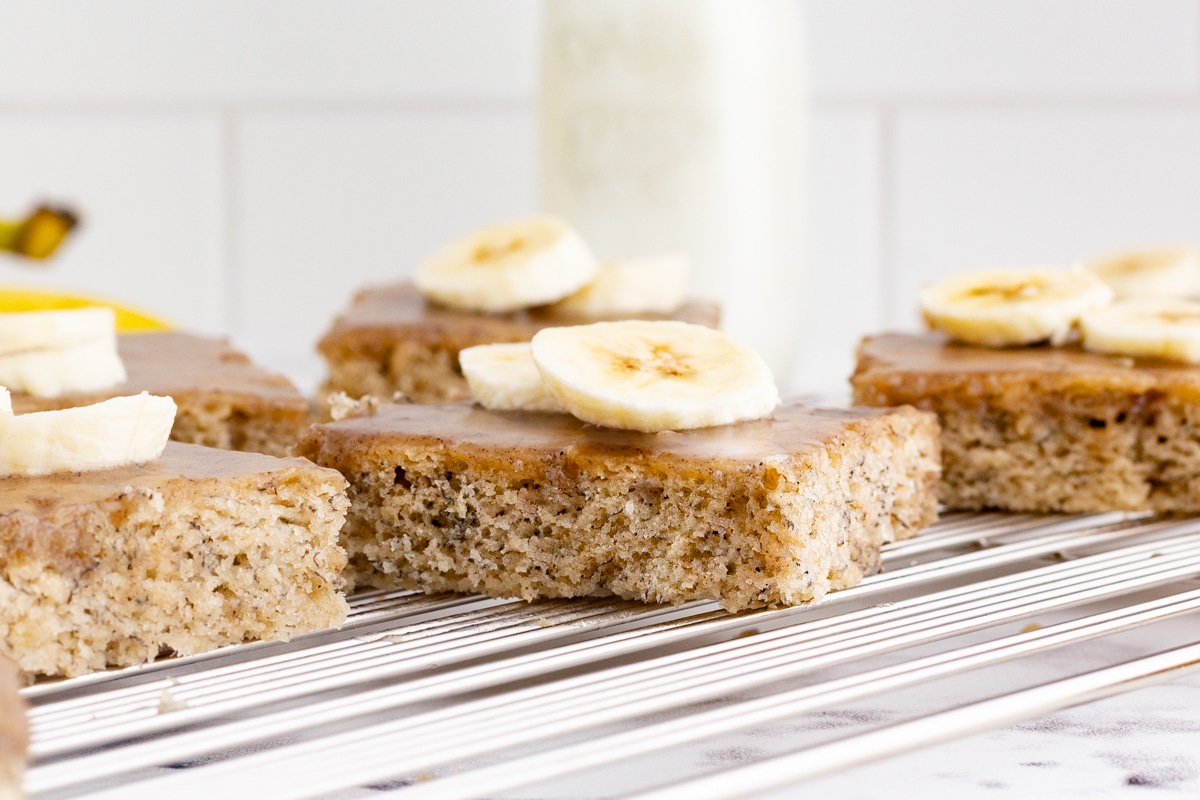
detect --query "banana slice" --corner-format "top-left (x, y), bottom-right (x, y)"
top-left (413, 217), bottom-right (600, 313)
top-left (1084, 246), bottom-right (1200, 300)
top-left (0, 307), bottom-right (117, 356)
top-left (530, 320), bottom-right (779, 432)
top-left (0, 389), bottom-right (176, 476)
top-left (459, 343), bottom-right (564, 413)
top-left (1080, 297), bottom-right (1200, 363)
top-left (0, 337), bottom-right (126, 398)
top-left (921, 267), bottom-right (1114, 347)
top-left (548, 255), bottom-right (689, 317)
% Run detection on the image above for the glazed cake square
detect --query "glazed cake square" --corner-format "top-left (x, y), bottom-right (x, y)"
top-left (316, 282), bottom-right (721, 405)
top-left (11, 332), bottom-right (310, 457)
top-left (0, 443), bottom-right (349, 678)
top-left (297, 402), bottom-right (940, 612)
top-left (853, 331), bottom-right (1200, 512)
top-left (0, 659), bottom-right (24, 800)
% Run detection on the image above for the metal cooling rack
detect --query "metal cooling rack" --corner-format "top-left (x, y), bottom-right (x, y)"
top-left (20, 511), bottom-right (1200, 799)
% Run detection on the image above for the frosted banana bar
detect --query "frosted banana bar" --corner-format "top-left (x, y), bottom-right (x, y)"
top-left (0, 443), bottom-right (349, 678)
top-left (853, 332), bottom-right (1200, 512)
top-left (316, 282), bottom-right (720, 406)
top-left (296, 401), bottom-right (940, 612)
top-left (10, 332), bottom-right (309, 457)
top-left (0, 659), bottom-right (25, 800)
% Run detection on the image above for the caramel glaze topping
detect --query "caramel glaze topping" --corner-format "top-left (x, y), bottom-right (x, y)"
top-left (0, 658), bottom-right (26, 760)
top-left (10, 332), bottom-right (306, 415)
top-left (854, 331), bottom-right (1200, 397)
top-left (317, 281), bottom-right (722, 354)
top-left (301, 401), bottom-right (908, 471)
top-left (0, 442), bottom-right (319, 515)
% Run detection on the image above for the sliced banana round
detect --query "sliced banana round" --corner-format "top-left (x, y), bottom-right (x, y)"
top-left (920, 267), bottom-right (1114, 347)
top-left (0, 306), bottom-right (117, 356)
top-left (413, 216), bottom-right (600, 313)
top-left (0, 337), bottom-right (126, 398)
top-left (1080, 297), bottom-right (1200, 363)
top-left (530, 320), bottom-right (779, 433)
top-left (548, 254), bottom-right (689, 317)
top-left (1084, 246), bottom-right (1200, 300)
top-left (459, 343), bottom-right (564, 413)
top-left (0, 389), bottom-right (176, 476)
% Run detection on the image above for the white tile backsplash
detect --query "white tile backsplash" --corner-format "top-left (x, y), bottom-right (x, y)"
top-left (0, 0), bottom-right (540, 103)
top-left (806, 0), bottom-right (1200, 98)
top-left (0, 114), bottom-right (225, 334)
top-left (791, 109), bottom-right (882, 393)
top-left (2, 0), bottom-right (1200, 389)
top-left (891, 108), bottom-right (1200, 327)
top-left (236, 111), bottom-right (537, 345)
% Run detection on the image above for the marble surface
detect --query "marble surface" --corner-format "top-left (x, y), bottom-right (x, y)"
top-left (322, 594), bottom-right (1200, 799)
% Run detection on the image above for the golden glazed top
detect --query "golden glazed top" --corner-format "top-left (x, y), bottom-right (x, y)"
top-left (318, 281), bottom-right (721, 354)
top-left (10, 332), bottom-right (306, 414)
top-left (298, 400), bottom-right (917, 469)
top-left (852, 332), bottom-right (1200, 402)
top-left (0, 441), bottom-right (329, 514)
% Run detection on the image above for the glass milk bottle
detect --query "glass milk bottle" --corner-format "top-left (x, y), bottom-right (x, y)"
top-left (539, 0), bottom-right (807, 383)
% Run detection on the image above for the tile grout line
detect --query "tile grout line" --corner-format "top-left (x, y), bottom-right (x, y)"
top-left (811, 95), bottom-right (1200, 112)
top-left (0, 96), bottom-right (1197, 116)
top-left (219, 111), bottom-right (239, 335)
top-left (877, 105), bottom-right (896, 329)
top-left (0, 98), bottom-right (534, 116)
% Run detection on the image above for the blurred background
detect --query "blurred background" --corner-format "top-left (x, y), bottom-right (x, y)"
top-left (1, 0), bottom-right (1198, 392)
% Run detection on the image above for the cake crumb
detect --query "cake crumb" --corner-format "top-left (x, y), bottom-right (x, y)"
top-left (157, 682), bottom-right (188, 713)
top-left (329, 392), bottom-right (382, 421)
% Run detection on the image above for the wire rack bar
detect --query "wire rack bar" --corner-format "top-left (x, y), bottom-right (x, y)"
top-left (623, 641), bottom-right (1200, 800)
top-left (384, 589), bottom-right (1200, 800)
top-left (20, 511), bottom-right (1200, 799)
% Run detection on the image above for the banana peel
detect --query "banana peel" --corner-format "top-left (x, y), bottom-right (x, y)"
top-left (0, 287), bottom-right (171, 333)
top-left (0, 205), bottom-right (79, 260)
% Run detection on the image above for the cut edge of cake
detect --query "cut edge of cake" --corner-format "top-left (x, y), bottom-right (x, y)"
top-left (0, 444), bottom-right (350, 679)
top-left (852, 331), bottom-right (1200, 512)
top-left (297, 402), bottom-right (940, 612)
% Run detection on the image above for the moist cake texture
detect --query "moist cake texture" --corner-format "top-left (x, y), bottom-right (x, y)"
top-left (11, 332), bottom-right (308, 457)
top-left (296, 402), bottom-right (940, 612)
top-left (316, 281), bottom-right (721, 405)
top-left (0, 443), bottom-right (349, 679)
top-left (0, 659), bottom-right (24, 800)
top-left (853, 331), bottom-right (1200, 512)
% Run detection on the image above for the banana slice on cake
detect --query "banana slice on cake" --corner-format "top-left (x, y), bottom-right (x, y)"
top-left (0, 389), bottom-right (176, 476)
top-left (1080, 297), bottom-right (1200, 363)
top-left (460, 343), bottom-right (564, 412)
top-left (0, 307), bottom-right (117, 355)
top-left (0, 337), bottom-right (126, 397)
top-left (549, 255), bottom-right (689, 316)
top-left (1084, 246), bottom-right (1200, 300)
top-left (531, 320), bottom-right (779, 432)
top-left (0, 307), bottom-right (126, 396)
top-left (413, 217), bottom-right (600, 313)
top-left (921, 267), bottom-right (1114, 347)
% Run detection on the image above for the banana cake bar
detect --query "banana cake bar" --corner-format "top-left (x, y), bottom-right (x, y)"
top-left (296, 401), bottom-right (940, 612)
top-left (852, 331), bottom-right (1200, 512)
top-left (0, 442), bottom-right (349, 678)
top-left (0, 659), bottom-right (24, 800)
top-left (10, 332), bottom-right (308, 456)
top-left (316, 281), bottom-right (720, 405)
